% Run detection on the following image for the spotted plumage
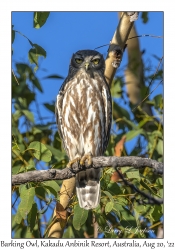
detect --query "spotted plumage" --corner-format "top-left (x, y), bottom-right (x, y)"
top-left (55, 50), bottom-right (112, 210)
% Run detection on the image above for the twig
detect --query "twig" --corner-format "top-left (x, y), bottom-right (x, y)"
top-left (94, 34), bottom-right (163, 50)
top-left (12, 195), bottom-right (19, 208)
top-left (127, 34), bottom-right (163, 40)
top-left (12, 69), bottom-right (20, 85)
top-left (146, 56), bottom-right (163, 94)
top-left (14, 30), bottom-right (34, 47)
top-left (132, 79), bottom-right (163, 112)
top-left (93, 213), bottom-right (98, 238)
top-left (12, 156), bottom-right (163, 185)
top-left (115, 168), bottom-right (163, 205)
top-left (131, 55), bottom-right (163, 112)
top-left (43, 216), bottom-right (58, 238)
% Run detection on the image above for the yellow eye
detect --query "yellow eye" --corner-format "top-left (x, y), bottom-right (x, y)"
top-left (75, 58), bottom-right (83, 64)
top-left (92, 59), bottom-right (100, 65)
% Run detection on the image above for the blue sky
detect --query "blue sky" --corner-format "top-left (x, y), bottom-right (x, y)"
top-left (12, 12), bottom-right (163, 110)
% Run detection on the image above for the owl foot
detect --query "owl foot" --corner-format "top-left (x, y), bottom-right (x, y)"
top-left (67, 157), bottom-right (81, 168)
top-left (80, 154), bottom-right (92, 166)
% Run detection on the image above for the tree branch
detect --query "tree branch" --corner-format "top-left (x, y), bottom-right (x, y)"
top-left (12, 156), bottom-right (163, 186)
top-left (104, 12), bottom-right (139, 86)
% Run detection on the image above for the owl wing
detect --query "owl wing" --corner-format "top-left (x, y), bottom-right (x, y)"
top-left (101, 78), bottom-right (112, 154)
top-left (55, 77), bottom-right (71, 158)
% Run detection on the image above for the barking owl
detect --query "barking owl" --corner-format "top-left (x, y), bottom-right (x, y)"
top-left (55, 50), bottom-right (112, 210)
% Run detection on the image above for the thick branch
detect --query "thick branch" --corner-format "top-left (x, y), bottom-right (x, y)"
top-left (12, 156), bottom-right (163, 185)
top-left (105, 12), bottom-right (139, 86)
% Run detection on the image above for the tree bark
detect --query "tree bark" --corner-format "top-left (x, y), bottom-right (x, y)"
top-left (104, 12), bottom-right (138, 86)
top-left (12, 156), bottom-right (163, 185)
top-left (47, 178), bottom-right (75, 238)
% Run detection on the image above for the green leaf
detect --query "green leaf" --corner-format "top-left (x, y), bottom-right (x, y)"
top-left (43, 103), bottom-right (55, 113)
top-left (103, 190), bottom-right (114, 202)
top-left (28, 203), bottom-right (37, 232)
top-left (13, 227), bottom-right (23, 238)
top-left (13, 110), bottom-right (22, 121)
top-left (27, 141), bottom-right (52, 162)
top-left (121, 117), bottom-right (138, 129)
top-left (18, 97), bottom-right (27, 108)
top-left (152, 130), bottom-right (163, 139)
top-left (12, 144), bottom-right (19, 151)
top-left (27, 159), bottom-right (36, 171)
top-left (28, 49), bottom-right (39, 66)
top-left (120, 207), bottom-right (137, 230)
top-left (155, 177), bottom-right (163, 187)
top-left (156, 139), bottom-right (163, 155)
top-left (113, 102), bottom-right (130, 120)
top-left (111, 79), bottom-right (123, 98)
top-left (22, 110), bottom-right (34, 122)
top-left (116, 197), bottom-right (128, 207)
top-left (18, 186), bottom-right (35, 219)
top-left (73, 204), bottom-right (89, 231)
top-left (32, 127), bottom-right (42, 135)
top-left (34, 12), bottom-right (50, 29)
top-left (93, 204), bottom-right (101, 213)
top-left (125, 129), bottom-right (144, 141)
top-left (153, 94), bottom-right (163, 109)
top-left (18, 143), bottom-right (25, 152)
top-left (16, 63), bottom-right (32, 75)
top-left (28, 44), bottom-right (46, 70)
top-left (121, 167), bottom-right (140, 180)
top-left (141, 12), bottom-right (149, 23)
top-left (138, 117), bottom-right (154, 128)
top-left (151, 205), bottom-right (162, 222)
top-left (96, 214), bottom-right (107, 232)
top-left (63, 226), bottom-right (75, 238)
top-left (12, 214), bottom-right (18, 229)
top-left (42, 180), bottom-right (60, 197)
top-left (133, 202), bottom-right (155, 225)
top-left (33, 44), bottom-right (46, 57)
top-left (30, 75), bottom-right (43, 92)
top-left (46, 144), bottom-right (66, 162)
top-left (105, 201), bottom-right (113, 214)
top-left (107, 182), bottom-right (121, 195)
top-left (12, 164), bottom-right (22, 175)
top-left (140, 179), bottom-right (159, 197)
top-left (25, 228), bottom-right (35, 238)
top-left (158, 188), bottom-right (163, 198)
top-left (35, 187), bottom-right (47, 200)
top-left (34, 65), bottom-right (38, 72)
top-left (112, 203), bottom-right (123, 219)
top-left (14, 209), bottom-right (23, 224)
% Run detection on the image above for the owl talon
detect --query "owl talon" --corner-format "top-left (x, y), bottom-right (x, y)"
top-left (67, 157), bottom-right (81, 168)
top-left (80, 154), bottom-right (92, 166)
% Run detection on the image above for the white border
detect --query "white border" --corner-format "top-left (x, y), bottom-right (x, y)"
top-left (1, 0), bottom-right (174, 247)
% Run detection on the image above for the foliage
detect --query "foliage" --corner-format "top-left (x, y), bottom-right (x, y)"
top-left (12, 12), bottom-right (163, 239)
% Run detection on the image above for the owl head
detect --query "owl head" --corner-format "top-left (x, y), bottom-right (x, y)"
top-left (69, 50), bottom-right (105, 75)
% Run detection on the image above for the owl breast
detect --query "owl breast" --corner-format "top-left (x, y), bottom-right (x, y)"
top-left (60, 71), bottom-right (106, 160)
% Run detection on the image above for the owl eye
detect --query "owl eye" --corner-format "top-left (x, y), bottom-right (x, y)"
top-left (92, 59), bottom-right (100, 65)
top-left (75, 58), bottom-right (83, 64)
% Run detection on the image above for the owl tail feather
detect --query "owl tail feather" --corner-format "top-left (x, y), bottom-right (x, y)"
top-left (76, 168), bottom-right (101, 210)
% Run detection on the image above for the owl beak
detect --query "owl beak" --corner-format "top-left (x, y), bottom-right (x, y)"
top-left (84, 62), bottom-right (90, 71)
